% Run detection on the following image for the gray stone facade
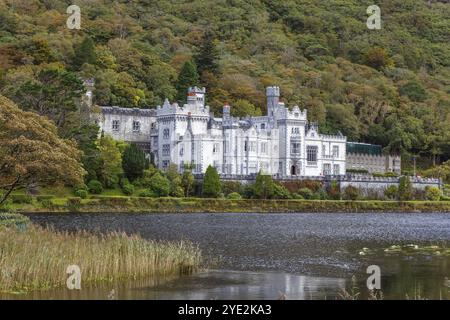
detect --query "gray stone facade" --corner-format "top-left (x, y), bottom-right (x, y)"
top-left (346, 153), bottom-right (401, 174)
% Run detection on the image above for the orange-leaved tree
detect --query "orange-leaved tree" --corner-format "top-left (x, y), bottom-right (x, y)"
top-left (0, 95), bottom-right (85, 205)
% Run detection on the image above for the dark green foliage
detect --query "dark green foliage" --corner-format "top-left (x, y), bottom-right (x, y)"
top-left (176, 60), bottom-right (200, 104)
top-left (73, 36), bottom-right (97, 70)
top-left (196, 32), bottom-right (220, 76)
top-left (122, 144), bottom-right (146, 182)
top-left (121, 183), bottom-right (135, 196)
top-left (74, 189), bottom-right (88, 199)
top-left (222, 181), bottom-right (243, 195)
top-left (398, 176), bottom-right (413, 201)
top-left (399, 81), bottom-right (427, 102)
top-left (253, 172), bottom-right (274, 199)
top-left (202, 165), bottom-right (221, 198)
top-left (68, 124), bottom-right (102, 182)
top-left (88, 180), bottom-right (103, 194)
top-left (5, 67), bottom-right (85, 129)
top-left (273, 184), bottom-right (291, 199)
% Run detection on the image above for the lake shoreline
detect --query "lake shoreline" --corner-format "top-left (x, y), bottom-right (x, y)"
top-left (12, 197), bottom-right (450, 214)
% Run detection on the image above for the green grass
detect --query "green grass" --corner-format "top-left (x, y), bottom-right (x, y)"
top-left (0, 223), bottom-right (201, 293)
top-left (9, 197), bottom-right (450, 214)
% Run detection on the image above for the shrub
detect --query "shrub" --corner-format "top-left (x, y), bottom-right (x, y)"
top-left (122, 183), bottom-right (135, 196)
top-left (222, 181), bottom-right (243, 195)
top-left (273, 184), bottom-right (291, 199)
top-left (138, 190), bottom-right (154, 198)
top-left (384, 185), bottom-right (398, 200)
top-left (343, 185), bottom-right (360, 200)
top-left (148, 172), bottom-right (170, 197)
top-left (242, 184), bottom-right (255, 199)
top-left (11, 194), bottom-right (33, 204)
top-left (291, 193), bottom-right (304, 200)
top-left (298, 187), bottom-right (313, 199)
top-left (202, 166), bottom-right (222, 198)
top-left (88, 180), bottom-right (103, 194)
top-left (425, 186), bottom-right (442, 201)
top-left (74, 189), bottom-right (88, 199)
top-left (440, 195), bottom-right (450, 201)
top-left (227, 192), bottom-right (242, 200)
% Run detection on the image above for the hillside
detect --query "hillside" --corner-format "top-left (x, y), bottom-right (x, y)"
top-left (0, 0), bottom-right (449, 167)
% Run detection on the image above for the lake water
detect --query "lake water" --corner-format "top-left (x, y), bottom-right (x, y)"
top-left (8, 213), bottom-right (450, 300)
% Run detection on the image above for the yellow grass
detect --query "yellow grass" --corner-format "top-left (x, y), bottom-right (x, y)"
top-left (0, 224), bottom-right (201, 292)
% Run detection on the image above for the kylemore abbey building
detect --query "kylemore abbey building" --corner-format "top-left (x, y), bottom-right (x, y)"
top-left (84, 81), bottom-right (401, 178)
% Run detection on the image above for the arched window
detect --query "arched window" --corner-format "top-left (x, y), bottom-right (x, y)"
top-left (163, 128), bottom-right (170, 139)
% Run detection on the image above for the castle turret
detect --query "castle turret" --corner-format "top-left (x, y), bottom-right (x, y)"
top-left (80, 79), bottom-right (95, 124)
top-left (223, 103), bottom-right (231, 118)
top-left (266, 86), bottom-right (280, 118)
top-left (187, 86), bottom-right (206, 107)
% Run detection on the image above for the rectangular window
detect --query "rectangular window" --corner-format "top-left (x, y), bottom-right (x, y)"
top-left (291, 142), bottom-right (300, 154)
top-left (333, 146), bottom-right (339, 158)
top-left (213, 143), bottom-right (219, 154)
top-left (244, 141), bottom-right (248, 152)
top-left (162, 160), bottom-right (169, 168)
top-left (307, 146), bottom-right (318, 162)
top-left (163, 128), bottom-right (170, 139)
top-left (112, 120), bottom-right (120, 131)
top-left (261, 142), bottom-right (267, 154)
top-left (162, 144), bottom-right (170, 156)
top-left (333, 164), bottom-right (340, 175)
top-left (323, 163), bottom-right (331, 175)
top-left (251, 142), bottom-right (256, 152)
top-left (133, 121), bottom-right (140, 132)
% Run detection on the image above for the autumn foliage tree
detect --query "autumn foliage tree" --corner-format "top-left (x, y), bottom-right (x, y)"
top-left (0, 95), bottom-right (85, 205)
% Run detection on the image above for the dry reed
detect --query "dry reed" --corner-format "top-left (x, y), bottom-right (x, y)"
top-left (0, 224), bottom-right (201, 292)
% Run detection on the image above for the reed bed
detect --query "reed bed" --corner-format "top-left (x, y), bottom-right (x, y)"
top-left (0, 224), bottom-right (201, 292)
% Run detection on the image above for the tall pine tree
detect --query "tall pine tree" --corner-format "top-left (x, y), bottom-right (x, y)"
top-left (73, 36), bottom-right (97, 70)
top-left (195, 32), bottom-right (219, 76)
top-left (176, 60), bottom-right (199, 104)
top-left (122, 143), bottom-right (146, 181)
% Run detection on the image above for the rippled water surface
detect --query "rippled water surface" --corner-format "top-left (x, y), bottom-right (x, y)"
top-left (10, 212), bottom-right (450, 300)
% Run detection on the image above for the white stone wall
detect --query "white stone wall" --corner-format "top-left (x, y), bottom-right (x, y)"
top-left (94, 86), bottom-right (353, 178)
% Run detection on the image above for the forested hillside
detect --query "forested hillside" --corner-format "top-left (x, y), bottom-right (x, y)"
top-left (0, 0), bottom-right (449, 168)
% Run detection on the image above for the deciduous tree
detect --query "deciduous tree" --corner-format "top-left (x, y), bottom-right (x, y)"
top-left (0, 95), bottom-right (84, 205)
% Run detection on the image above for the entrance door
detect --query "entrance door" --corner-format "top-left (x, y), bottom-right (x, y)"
top-left (291, 165), bottom-right (297, 176)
